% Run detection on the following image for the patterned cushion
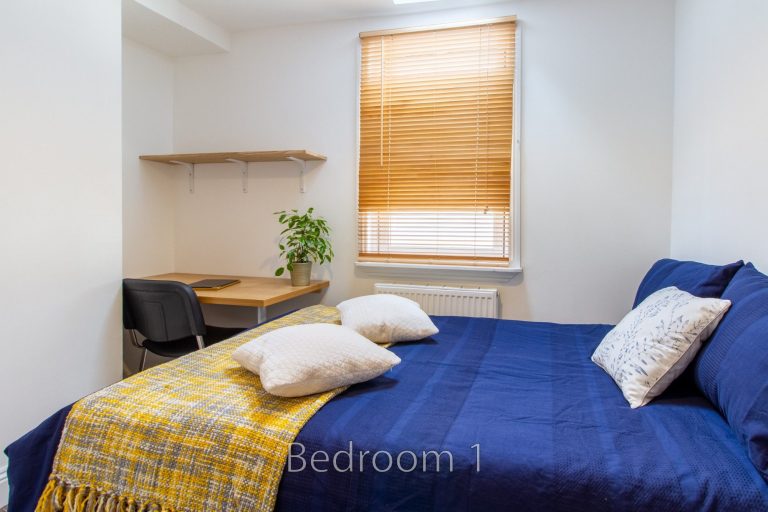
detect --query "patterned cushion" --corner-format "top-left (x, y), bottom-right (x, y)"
top-left (592, 287), bottom-right (731, 408)
top-left (232, 323), bottom-right (401, 397)
top-left (337, 294), bottom-right (439, 343)
top-left (693, 263), bottom-right (768, 478)
top-left (633, 258), bottom-right (743, 307)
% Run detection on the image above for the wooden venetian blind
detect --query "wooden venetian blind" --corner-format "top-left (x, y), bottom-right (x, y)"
top-left (358, 18), bottom-right (516, 267)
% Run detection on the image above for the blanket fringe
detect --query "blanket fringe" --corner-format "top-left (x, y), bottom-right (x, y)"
top-left (36, 479), bottom-right (176, 512)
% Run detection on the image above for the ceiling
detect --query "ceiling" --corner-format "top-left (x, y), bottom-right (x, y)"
top-left (177, 0), bottom-right (509, 32)
top-left (123, 0), bottom-right (230, 56)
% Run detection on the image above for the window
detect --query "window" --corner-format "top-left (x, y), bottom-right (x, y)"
top-left (358, 17), bottom-right (517, 269)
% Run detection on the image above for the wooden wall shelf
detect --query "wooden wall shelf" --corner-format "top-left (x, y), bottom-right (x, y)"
top-left (139, 150), bottom-right (326, 164)
top-left (138, 150), bottom-right (327, 194)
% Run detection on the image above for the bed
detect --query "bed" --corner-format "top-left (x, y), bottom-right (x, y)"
top-left (7, 307), bottom-right (768, 511)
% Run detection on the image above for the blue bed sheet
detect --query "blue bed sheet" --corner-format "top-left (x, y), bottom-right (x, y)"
top-left (275, 316), bottom-right (768, 511)
top-left (7, 316), bottom-right (768, 511)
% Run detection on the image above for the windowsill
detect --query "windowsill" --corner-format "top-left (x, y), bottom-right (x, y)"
top-left (355, 261), bottom-right (522, 281)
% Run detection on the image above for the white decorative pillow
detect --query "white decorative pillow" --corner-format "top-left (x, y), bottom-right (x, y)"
top-left (591, 287), bottom-right (731, 408)
top-left (337, 294), bottom-right (439, 343)
top-left (232, 323), bottom-right (401, 397)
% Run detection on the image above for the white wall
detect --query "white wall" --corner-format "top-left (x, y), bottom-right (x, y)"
top-left (671, 0), bottom-right (768, 270)
top-left (122, 38), bottom-right (177, 373)
top-left (123, 38), bottom-right (176, 279)
top-left (0, 0), bottom-right (123, 498)
top-left (171, 0), bottom-right (675, 325)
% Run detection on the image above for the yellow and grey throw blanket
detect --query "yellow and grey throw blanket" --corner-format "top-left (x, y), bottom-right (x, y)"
top-left (37, 305), bottom-right (343, 512)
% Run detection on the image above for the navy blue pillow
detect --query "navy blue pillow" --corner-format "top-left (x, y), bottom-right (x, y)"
top-left (633, 258), bottom-right (744, 307)
top-left (693, 263), bottom-right (768, 479)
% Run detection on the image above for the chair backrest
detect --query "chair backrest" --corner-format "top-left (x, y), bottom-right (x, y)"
top-left (123, 279), bottom-right (206, 342)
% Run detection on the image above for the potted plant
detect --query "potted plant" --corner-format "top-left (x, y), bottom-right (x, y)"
top-left (274, 207), bottom-right (334, 286)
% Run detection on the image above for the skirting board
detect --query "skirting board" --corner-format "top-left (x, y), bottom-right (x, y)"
top-left (0, 464), bottom-right (8, 507)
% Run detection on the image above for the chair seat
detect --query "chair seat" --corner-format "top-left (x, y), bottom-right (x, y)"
top-left (142, 325), bottom-right (246, 358)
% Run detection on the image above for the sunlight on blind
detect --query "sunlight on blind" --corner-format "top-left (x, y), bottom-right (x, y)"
top-left (358, 19), bottom-right (516, 267)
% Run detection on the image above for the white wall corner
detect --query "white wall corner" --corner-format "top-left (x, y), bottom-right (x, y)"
top-left (0, 463), bottom-right (8, 507)
top-left (122, 0), bottom-right (231, 57)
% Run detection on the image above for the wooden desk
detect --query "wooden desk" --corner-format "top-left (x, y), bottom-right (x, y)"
top-left (144, 273), bottom-right (330, 324)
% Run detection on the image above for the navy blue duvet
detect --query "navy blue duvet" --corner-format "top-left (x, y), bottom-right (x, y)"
top-left (8, 316), bottom-right (768, 511)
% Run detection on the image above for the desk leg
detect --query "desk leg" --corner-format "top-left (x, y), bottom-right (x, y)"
top-left (257, 306), bottom-right (267, 325)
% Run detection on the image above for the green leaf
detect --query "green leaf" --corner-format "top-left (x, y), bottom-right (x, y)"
top-left (275, 267), bottom-right (285, 276)
top-left (274, 206), bottom-right (333, 267)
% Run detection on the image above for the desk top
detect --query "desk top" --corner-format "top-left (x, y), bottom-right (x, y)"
top-left (144, 273), bottom-right (329, 308)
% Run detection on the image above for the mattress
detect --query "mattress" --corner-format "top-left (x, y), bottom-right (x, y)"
top-left (8, 315), bottom-right (768, 511)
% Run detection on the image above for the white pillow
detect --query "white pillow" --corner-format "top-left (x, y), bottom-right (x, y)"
top-left (337, 294), bottom-right (439, 343)
top-left (232, 323), bottom-right (401, 397)
top-left (591, 286), bottom-right (731, 408)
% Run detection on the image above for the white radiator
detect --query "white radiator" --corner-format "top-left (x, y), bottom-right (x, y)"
top-left (374, 283), bottom-right (499, 318)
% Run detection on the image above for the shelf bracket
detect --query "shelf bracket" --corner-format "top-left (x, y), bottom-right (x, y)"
top-left (286, 156), bottom-right (307, 193)
top-left (170, 161), bottom-right (195, 193)
top-left (226, 159), bottom-right (249, 193)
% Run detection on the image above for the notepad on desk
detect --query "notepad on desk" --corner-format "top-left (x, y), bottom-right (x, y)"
top-left (189, 279), bottom-right (241, 291)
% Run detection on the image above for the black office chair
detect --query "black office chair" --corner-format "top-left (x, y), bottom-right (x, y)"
top-left (123, 278), bottom-right (246, 371)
